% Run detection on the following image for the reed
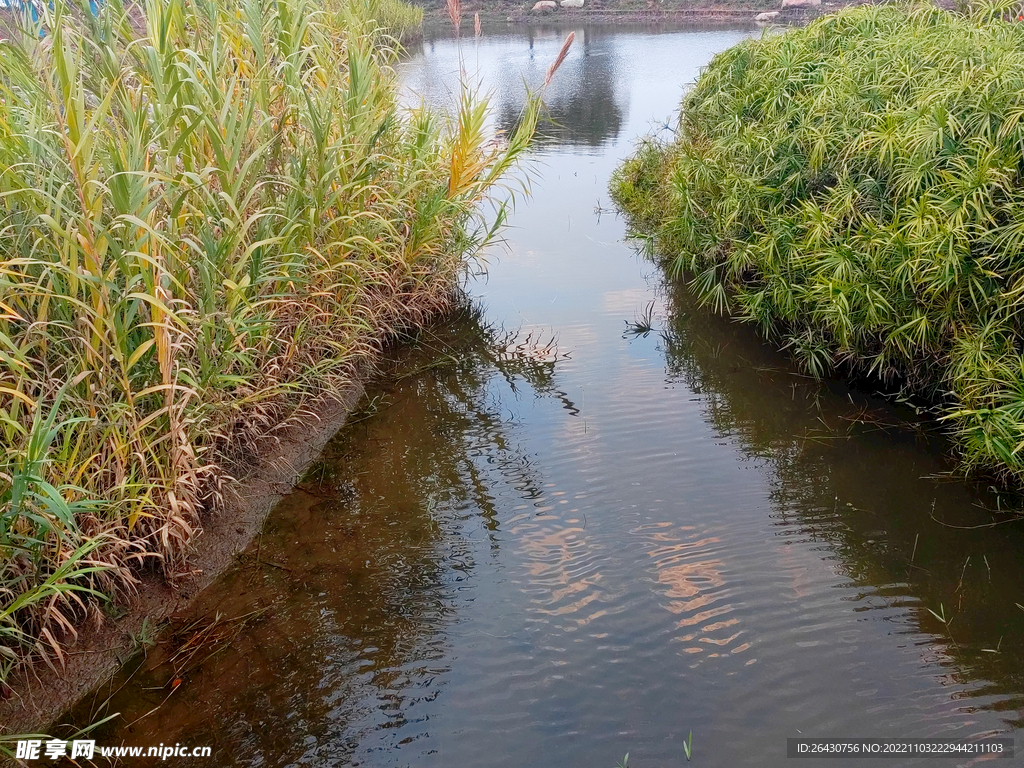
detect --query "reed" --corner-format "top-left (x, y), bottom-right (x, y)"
top-left (363, 0), bottom-right (424, 41)
top-left (0, 0), bottom-right (537, 684)
top-left (545, 31), bottom-right (575, 88)
top-left (611, 1), bottom-right (1024, 489)
top-left (446, 0), bottom-right (461, 33)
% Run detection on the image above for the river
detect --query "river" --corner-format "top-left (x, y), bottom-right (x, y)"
top-left (68, 23), bottom-right (1024, 767)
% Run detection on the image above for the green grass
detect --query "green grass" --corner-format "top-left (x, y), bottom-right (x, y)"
top-left (0, 0), bottom-right (538, 684)
top-left (365, 0), bottom-right (424, 40)
top-left (611, 0), bottom-right (1024, 490)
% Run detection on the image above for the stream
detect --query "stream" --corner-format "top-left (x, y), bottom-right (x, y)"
top-left (69, 23), bottom-right (1024, 767)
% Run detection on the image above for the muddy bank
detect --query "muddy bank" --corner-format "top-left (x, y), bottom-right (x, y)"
top-left (0, 375), bottom-right (374, 738)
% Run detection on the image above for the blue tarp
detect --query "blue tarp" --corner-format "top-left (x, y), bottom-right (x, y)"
top-left (2, 0), bottom-right (104, 28)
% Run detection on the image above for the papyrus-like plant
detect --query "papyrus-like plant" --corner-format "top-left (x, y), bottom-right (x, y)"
top-left (613, 2), bottom-right (1024, 488)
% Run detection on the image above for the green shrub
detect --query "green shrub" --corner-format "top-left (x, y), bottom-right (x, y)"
top-left (612, 2), bottom-right (1024, 487)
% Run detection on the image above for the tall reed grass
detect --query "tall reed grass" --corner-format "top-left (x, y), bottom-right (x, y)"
top-left (612, 1), bottom-right (1024, 490)
top-left (0, 0), bottom-right (537, 685)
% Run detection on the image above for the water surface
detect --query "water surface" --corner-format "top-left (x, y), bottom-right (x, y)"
top-left (72, 23), bottom-right (1024, 768)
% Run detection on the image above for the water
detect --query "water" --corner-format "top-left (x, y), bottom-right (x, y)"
top-left (71, 24), bottom-right (1024, 767)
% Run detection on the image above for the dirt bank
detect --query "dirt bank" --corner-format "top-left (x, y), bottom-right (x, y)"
top-left (0, 373), bottom-right (374, 739)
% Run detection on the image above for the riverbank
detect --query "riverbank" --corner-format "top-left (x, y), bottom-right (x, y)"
top-left (429, 7), bottom-right (770, 26)
top-left (0, 0), bottom-right (537, 748)
top-left (418, 0), bottom-right (879, 31)
top-left (0, 375), bottom-right (371, 737)
top-left (611, 2), bottom-right (1024, 489)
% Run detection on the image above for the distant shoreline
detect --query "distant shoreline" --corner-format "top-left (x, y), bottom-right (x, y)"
top-left (419, 3), bottom-right (851, 32)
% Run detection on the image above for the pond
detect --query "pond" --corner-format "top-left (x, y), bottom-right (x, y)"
top-left (69, 23), bottom-right (1024, 767)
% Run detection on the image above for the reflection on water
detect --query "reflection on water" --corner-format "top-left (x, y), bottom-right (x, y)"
top-left (659, 279), bottom-right (1024, 728)
top-left (404, 25), bottom-right (627, 150)
top-left (70, 310), bottom-right (568, 766)
top-left (502, 27), bottom-right (624, 148)
top-left (66, 23), bottom-right (1024, 768)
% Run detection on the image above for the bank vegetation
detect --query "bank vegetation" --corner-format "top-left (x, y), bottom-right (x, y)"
top-left (612, 1), bottom-right (1024, 489)
top-left (0, 0), bottom-right (536, 694)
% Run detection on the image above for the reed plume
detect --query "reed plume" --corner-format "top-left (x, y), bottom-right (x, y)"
top-left (447, 0), bottom-right (461, 32)
top-left (544, 32), bottom-right (575, 87)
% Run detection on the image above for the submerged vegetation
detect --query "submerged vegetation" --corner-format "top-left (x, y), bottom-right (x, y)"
top-left (0, 0), bottom-right (539, 686)
top-left (612, 1), bottom-right (1024, 490)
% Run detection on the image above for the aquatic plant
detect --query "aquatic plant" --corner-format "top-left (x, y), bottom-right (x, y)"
top-left (623, 300), bottom-right (659, 337)
top-left (0, 0), bottom-right (539, 683)
top-left (611, 1), bottom-right (1024, 488)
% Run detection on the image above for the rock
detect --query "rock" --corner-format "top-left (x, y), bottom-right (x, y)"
top-left (754, 10), bottom-right (779, 20)
top-left (781, 0), bottom-right (821, 7)
top-left (532, 0), bottom-right (557, 10)
top-left (560, 0), bottom-right (584, 7)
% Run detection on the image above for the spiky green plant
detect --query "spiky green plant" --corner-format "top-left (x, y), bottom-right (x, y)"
top-left (0, 0), bottom-right (538, 683)
top-left (612, 1), bottom-right (1024, 489)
